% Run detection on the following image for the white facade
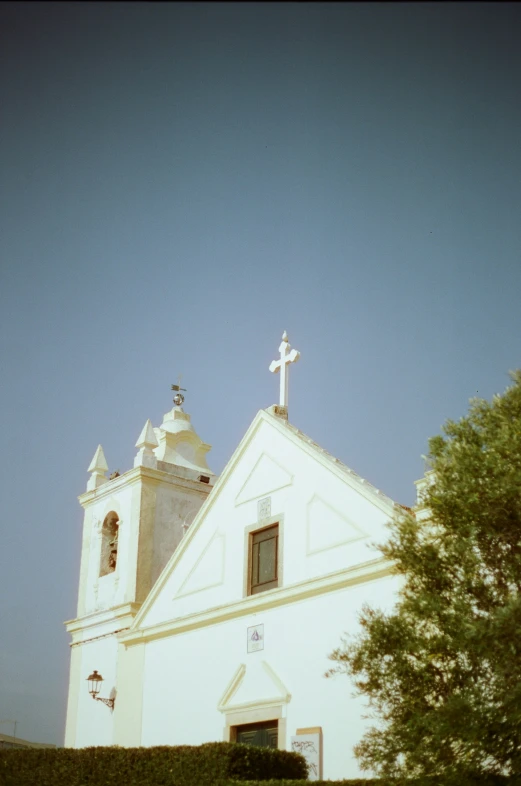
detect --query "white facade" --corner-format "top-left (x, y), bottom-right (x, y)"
top-left (65, 366), bottom-right (415, 779)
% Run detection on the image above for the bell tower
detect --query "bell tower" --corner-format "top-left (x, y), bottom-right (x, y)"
top-left (64, 393), bottom-right (215, 747)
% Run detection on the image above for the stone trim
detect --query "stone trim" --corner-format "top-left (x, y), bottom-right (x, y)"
top-left (119, 557), bottom-right (394, 647)
top-left (79, 466), bottom-right (211, 508)
top-left (224, 706), bottom-right (287, 750)
top-left (242, 515), bottom-right (284, 598)
top-left (70, 627), bottom-right (129, 648)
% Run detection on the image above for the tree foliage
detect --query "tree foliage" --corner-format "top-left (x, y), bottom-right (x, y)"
top-left (327, 371), bottom-right (521, 782)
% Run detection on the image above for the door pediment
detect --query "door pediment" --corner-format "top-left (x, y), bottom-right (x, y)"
top-left (218, 660), bottom-right (291, 713)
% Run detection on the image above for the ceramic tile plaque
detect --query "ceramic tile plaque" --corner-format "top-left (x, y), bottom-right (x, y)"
top-left (257, 496), bottom-right (271, 521)
top-left (291, 732), bottom-right (322, 780)
top-left (247, 623), bottom-right (264, 653)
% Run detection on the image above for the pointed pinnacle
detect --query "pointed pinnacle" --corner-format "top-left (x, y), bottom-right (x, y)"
top-left (88, 444), bottom-right (108, 474)
top-left (135, 419), bottom-right (159, 450)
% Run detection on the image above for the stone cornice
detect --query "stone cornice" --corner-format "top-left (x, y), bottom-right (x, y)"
top-left (119, 557), bottom-right (395, 648)
top-left (78, 465), bottom-right (212, 508)
top-left (65, 601), bottom-right (142, 642)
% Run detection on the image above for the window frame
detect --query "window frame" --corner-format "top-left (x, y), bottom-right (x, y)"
top-left (243, 515), bottom-right (284, 597)
top-left (250, 524), bottom-right (279, 594)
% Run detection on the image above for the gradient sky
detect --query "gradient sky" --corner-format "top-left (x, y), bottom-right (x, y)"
top-left (1, 2), bottom-right (520, 746)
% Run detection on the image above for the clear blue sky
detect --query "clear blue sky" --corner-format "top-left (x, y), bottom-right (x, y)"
top-left (1, 2), bottom-right (520, 746)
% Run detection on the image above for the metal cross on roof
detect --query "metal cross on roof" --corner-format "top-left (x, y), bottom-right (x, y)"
top-left (269, 331), bottom-right (300, 408)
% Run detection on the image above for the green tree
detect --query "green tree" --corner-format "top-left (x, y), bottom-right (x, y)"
top-left (327, 371), bottom-right (521, 782)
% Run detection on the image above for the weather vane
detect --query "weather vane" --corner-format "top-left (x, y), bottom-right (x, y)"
top-left (171, 374), bottom-right (187, 406)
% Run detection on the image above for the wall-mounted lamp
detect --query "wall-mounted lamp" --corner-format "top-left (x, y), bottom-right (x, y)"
top-left (86, 670), bottom-right (115, 710)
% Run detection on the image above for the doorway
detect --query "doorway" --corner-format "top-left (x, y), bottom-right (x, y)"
top-left (235, 719), bottom-right (278, 748)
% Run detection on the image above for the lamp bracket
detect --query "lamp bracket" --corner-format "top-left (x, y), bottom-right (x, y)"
top-left (94, 695), bottom-right (115, 710)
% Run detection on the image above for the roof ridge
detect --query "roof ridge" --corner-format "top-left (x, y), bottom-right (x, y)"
top-left (283, 419), bottom-right (396, 507)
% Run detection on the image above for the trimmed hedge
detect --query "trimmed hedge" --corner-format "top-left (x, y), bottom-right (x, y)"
top-left (2, 746), bottom-right (519, 786)
top-left (0, 742), bottom-right (308, 786)
top-left (233, 779), bottom-right (520, 786)
top-left (228, 782), bottom-right (378, 786)
top-left (228, 781), bottom-right (381, 786)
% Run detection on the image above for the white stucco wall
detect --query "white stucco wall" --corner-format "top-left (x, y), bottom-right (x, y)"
top-left (139, 573), bottom-right (401, 780)
top-left (68, 409), bottom-right (405, 776)
top-left (77, 471), bottom-right (210, 620)
top-left (79, 484), bottom-right (136, 617)
top-left (120, 411), bottom-right (403, 779)
top-left (140, 414), bottom-right (395, 630)
top-left (69, 636), bottom-right (119, 747)
top-left (67, 465), bottom-right (211, 747)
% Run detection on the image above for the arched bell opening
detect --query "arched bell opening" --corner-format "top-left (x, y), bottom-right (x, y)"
top-left (99, 511), bottom-right (119, 577)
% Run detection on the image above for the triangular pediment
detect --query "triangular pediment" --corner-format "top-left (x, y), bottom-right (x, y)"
top-left (129, 408), bottom-right (398, 635)
top-left (218, 660), bottom-right (291, 712)
top-left (235, 452), bottom-right (293, 505)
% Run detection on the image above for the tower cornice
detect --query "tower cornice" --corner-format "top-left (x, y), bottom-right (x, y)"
top-left (78, 464), bottom-right (214, 509)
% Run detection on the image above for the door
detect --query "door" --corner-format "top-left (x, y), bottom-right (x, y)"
top-left (235, 720), bottom-right (278, 748)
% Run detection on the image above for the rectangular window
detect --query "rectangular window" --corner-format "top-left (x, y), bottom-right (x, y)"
top-left (249, 524), bottom-right (279, 595)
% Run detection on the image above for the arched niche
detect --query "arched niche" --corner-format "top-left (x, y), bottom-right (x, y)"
top-left (99, 511), bottom-right (119, 577)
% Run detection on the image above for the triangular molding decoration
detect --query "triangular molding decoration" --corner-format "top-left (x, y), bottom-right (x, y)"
top-left (176, 534), bottom-right (225, 598)
top-left (218, 664), bottom-right (246, 710)
top-left (306, 494), bottom-right (367, 556)
top-left (217, 661), bottom-right (291, 713)
top-left (235, 452), bottom-right (293, 506)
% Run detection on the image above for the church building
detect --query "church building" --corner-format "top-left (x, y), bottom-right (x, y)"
top-left (64, 332), bottom-right (424, 780)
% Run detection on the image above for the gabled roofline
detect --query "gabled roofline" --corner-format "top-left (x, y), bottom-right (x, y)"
top-left (129, 409), bottom-right (268, 629)
top-left (129, 408), bottom-right (400, 632)
top-left (270, 414), bottom-right (398, 514)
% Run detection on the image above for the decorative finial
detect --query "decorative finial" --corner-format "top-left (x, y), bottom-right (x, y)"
top-left (171, 374), bottom-right (187, 406)
top-left (87, 444), bottom-right (109, 491)
top-left (269, 331), bottom-right (300, 408)
top-left (134, 419), bottom-right (158, 469)
top-left (87, 444), bottom-right (108, 474)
